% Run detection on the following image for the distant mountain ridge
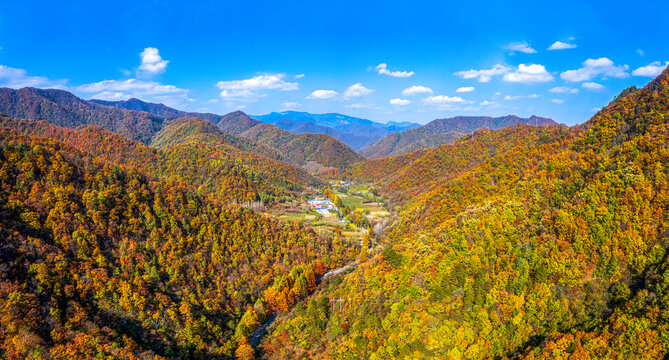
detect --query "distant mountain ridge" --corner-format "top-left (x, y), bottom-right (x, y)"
top-left (271, 118), bottom-right (344, 139)
top-left (359, 114), bottom-right (561, 158)
top-left (252, 111), bottom-right (420, 150)
top-left (90, 98), bottom-right (260, 134)
top-left (92, 98), bottom-right (363, 171)
top-left (0, 87), bottom-right (165, 143)
top-left (0, 88), bottom-right (362, 172)
top-left (240, 123), bottom-right (365, 172)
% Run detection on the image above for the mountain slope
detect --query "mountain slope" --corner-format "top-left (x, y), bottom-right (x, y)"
top-left (346, 125), bottom-right (569, 207)
top-left (241, 123), bottom-right (365, 172)
top-left (254, 111), bottom-right (380, 128)
top-left (150, 117), bottom-right (283, 160)
top-left (214, 110), bottom-right (261, 134)
top-left (0, 127), bottom-right (354, 359)
top-left (0, 87), bottom-right (164, 143)
top-left (261, 69), bottom-right (669, 358)
top-left (271, 118), bottom-right (344, 139)
top-left (91, 98), bottom-right (261, 134)
top-left (0, 116), bottom-right (318, 204)
top-left (359, 114), bottom-right (559, 158)
top-left (252, 111), bottom-right (420, 150)
top-left (0, 90), bottom-right (359, 175)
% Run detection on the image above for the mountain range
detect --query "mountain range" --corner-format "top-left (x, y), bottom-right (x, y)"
top-left (262, 67), bottom-right (669, 360)
top-left (251, 111), bottom-right (420, 150)
top-left (0, 88), bottom-right (361, 172)
top-left (1, 66), bottom-right (668, 359)
top-left (359, 114), bottom-right (560, 158)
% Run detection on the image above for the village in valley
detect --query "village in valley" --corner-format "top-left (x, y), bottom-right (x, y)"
top-left (268, 180), bottom-right (393, 249)
top-left (307, 197), bottom-right (341, 217)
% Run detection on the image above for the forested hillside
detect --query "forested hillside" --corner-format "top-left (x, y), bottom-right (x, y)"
top-left (252, 111), bottom-right (420, 150)
top-left (150, 118), bottom-right (283, 161)
top-left (0, 126), bottom-right (355, 359)
top-left (5, 1), bottom-right (666, 360)
top-left (260, 65), bottom-right (669, 359)
top-left (359, 115), bottom-right (559, 159)
top-left (91, 99), bottom-right (261, 134)
top-left (241, 123), bottom-right (366, 172)
top-left (0, 116), bottom-right (318, 204)
top-left (0, 87), bottom-right (165, 143)
top-left (0, 89), bottom-right (363, 173)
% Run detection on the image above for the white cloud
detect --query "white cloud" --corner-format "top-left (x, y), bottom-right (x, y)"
top-left (560, 57), bottom-right (629, 82)
top-left (637, 49), bottom-right (645, 56)
top-left (217, 89), bottom-right (265, 102)
top-left (552, 99), bottom-right (564, 104)
top-left (344, 83), bottom-right (373, 98)
top-left (503, 94), bottom-right (538, 101)
top-left (548, 41), bottom-right (577, 50)
top-left (455, 86), bottom-right (474, 93)
top-left (0, 62), bottom-right (192, 107)
top-left (207, 99), bottom-right (219, 104)
top-left (503, 64), bottom-right (553, 83)
top-left (0, 65), bottom-right (69, 89)
top-left (346, 103), bottom-right (379, 109)
top-left (550, 86), bottom-right (579, 94)
top-left (76, 78), bottom-right (192, 105)
top-left (138, 47), bottom-right (169, 76)
top-left (455, 64), bottom-right (509, 83)
top-left (632, 61), bottom-right (669, 77)
top-left (402, 85), bottom-right (433, 96)
top-left (375, 63), bottom-right (414, 78)
top-left (216, 74), bottom-right (298, 92)
top-left (507, 42), bottom-right (537, 54)
top-left (215, 73), bottom-right (298, 101)
top-left (91, 91), bottom-right (130, 101)
top-left (295, 74), bottom-right (305, 78)
top-left (306, 89), bottom-right (338, 99)
top-left (76, 79), bottom-right (184, 95)
top-left (582, 82), bottom-right (604, 91)
top-left (421, 95), bottom-right (472, 105)
top-left (281, 102), bottom-right (302, 109)
top-left (479, 100), bottom-right (498, 106)
top-left (390, 98), bottom-right (410, 106)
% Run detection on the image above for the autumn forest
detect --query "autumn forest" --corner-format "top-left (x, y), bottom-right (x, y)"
top-left (1, 44), bottom-right (669, 360)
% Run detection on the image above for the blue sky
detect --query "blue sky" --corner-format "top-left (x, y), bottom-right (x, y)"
top-left (1, 1), bottom-right (667, 125)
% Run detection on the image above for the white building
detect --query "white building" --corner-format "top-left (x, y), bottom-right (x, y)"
top-left (308, 197), bottom-right (341, 215)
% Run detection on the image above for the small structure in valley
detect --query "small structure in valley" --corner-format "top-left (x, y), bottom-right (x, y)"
top-left (308, 197), bottom-right (340, 215)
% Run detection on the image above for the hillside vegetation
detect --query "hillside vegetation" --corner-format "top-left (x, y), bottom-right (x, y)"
top-left (0, 89), bottom-right (362, 172)
top-left (241, 123), bottom-right (366, 171)
top-left (2, 64), bottom-right (669, 360)
top-left (260, 67), bottom-right (669, 359)
top-left (359, 115), bottom-right (559, 159)
top-left (91, 99), bottom-right (261, 135)
top-left (0, 87), bottom-right (164, 143)
top-left (0, 122), bottom-right (357, 359)
top-left (0, 116), bottom-right (317, 204)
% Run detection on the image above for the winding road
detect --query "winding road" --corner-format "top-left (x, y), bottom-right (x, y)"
top-left (250, 261), bottom-right (358, 352)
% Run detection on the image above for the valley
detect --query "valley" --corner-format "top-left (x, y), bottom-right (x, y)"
top-left (2, 3), bottom-right (669, 358)
top-left (269, 182), bottom-right (393, 248)
top-left (2, 69), bottom-right (669, 359)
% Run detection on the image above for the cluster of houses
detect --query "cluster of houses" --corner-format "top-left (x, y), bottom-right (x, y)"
top-left (308, 197), bottom-right (340, 215)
